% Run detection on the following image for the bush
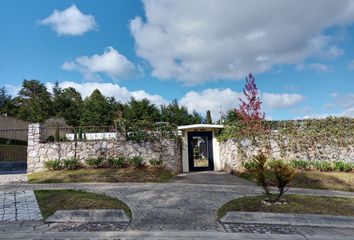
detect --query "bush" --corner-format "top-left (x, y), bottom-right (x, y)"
top-left (128, 156), bottom-right (143, 168)
top-left (250, 153), bottom-right (271, 198)
top-left (149, 159), bottom-right (163, 168)
top-left (291, 160), bottom-right (311, 171)
top-left (250, 154), bottom-right (295, 203)
top-left (333, 161), bottom-right (354, 172)
top-left (312, 160), bottom-right (333, 172)
top-left (85, 158), bottom-right (104, 168)
top-left (242, 160), bottom-right (259, 171)
top-left (62, 158), bottom-right (81, 170)
top-left (107, 157), bottom-right (125, 168)
top-left (44, 159), bottom-right (62, 171)
top-left (271, 160), bottom-right (295, 200)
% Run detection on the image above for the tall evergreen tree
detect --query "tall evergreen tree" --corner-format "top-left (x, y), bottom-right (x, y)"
top-left (15, 79), bottom-right (53, 122)
top-left (52, 83), bottom-right (83, 126)
top-left (0, 87), bottom-right (17, 116)
top-left (123, 97), bottom-right (161, 124)
top-left (206, 110), bottom-right (212, 124)
top-left (80, 89), bottom-right (113, 126)
top-left (161, 99), bottom-right (201, 126)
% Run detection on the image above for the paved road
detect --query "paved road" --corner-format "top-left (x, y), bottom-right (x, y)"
top-left (0, 172), bottom-right (354, 239)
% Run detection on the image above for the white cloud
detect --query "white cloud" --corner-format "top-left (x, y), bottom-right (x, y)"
top-left (263, 93), bottom-right (305, 109)
top-left (62, 47), bottom-right (135, 80)
top-left (45, 81), bottom-right (167, 106)
top-left (38, 5), bottom-right (97, 36)
top-left (347, 60), bottom-right (354, 70)
top-left (179, 88), bottom-right (306, 119)
top-left (130, 0), bottom-right (354, 84)
top-left (296, 63), bottom-right (332, 73)
top-left (179, 88), bottom-right (243, 120)
top-left (302, 92), bottom-right (354, 119)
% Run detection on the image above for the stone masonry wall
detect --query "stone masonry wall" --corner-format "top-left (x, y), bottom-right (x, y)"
top-left (220, 136), bottom-right (354, 172)
top-left (27, 124), bottom-right (182, 173)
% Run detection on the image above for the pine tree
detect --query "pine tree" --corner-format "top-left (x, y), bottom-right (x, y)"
top-left (80, 89), bottom-right (113, 126)
top-left (15, 80), bottom-right (53, 122)
top-left (161, 99), bottom-right (201, 126)
top-left (206, 110), bottom-right (212, 124)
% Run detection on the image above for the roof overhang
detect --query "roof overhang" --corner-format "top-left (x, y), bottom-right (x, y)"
top-left (177, 124), bottom-right (224, 131)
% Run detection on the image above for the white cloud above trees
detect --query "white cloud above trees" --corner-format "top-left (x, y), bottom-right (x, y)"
top-left (38, 5), bottom-right (97, 36)
top-left (62, 47), bottom-right (135, 80)
top-left (263, 93), bottom-right (305, 110)
top-left (130, 0), bottom-right (354, 84)
top-left (45, 81), bottom-right (167, 106)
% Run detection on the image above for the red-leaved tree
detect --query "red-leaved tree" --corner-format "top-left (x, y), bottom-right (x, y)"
top-left (236, 73), bottom-right (266, 136)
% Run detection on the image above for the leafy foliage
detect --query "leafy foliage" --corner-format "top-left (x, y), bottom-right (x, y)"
top-left (43, 159), bottom-right (62, 171)
top-left (236, 73), bottom-right (267, 137)
top-left (160, 99), bottom-right (202, 126)
top-left (107, 157), bottom-right (125, 168)
top-left (85, 158), bottom-right (104, 168)
top-left (15, 80), bottom-right (53, 122)
top-left (62, 158), bottom-right (81, 170)
top-left (248, 154), bottom-right (295, 203)
top-left (128, 156), bottom-right (144, 168)
top-left (312, 160), bottom-right (333, 172)
top-left (272, 160), bottom-right (296, 200)
top-left (80, 89), bottom-right (117, 126)
top-left (290, 160), bottom-right (312, 171)
top-left (52, 83), bottom-right (83, 126)
top-left (149, 159), bottom-right (163, 168)
top-left (333, 161), bottom-right (354, 172)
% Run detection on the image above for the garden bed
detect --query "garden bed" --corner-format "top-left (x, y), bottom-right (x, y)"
top-left (218, 194), bottom-right (354, 218)
top-left (235, 170), bottom-right (354, 192)
top-left (34, 189), bottom-right (132, 219)
top-left (28, 167), bottom-right (173, 183)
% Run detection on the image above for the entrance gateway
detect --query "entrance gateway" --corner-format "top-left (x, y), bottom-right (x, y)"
top-left (177, 124), bottom-right (224, 172)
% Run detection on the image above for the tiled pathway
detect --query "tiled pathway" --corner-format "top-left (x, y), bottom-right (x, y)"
top-left (0, 173), bottom-right (42, 221)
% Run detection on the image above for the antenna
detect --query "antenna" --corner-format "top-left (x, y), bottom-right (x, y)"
top-left (219, 105), bottom-right (222, 124)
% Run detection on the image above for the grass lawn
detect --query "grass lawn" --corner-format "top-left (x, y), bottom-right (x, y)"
top-left (34, 189), bottom-right (132, 219)
top-left (235, 170), bottom-right (354, 192)
top-left (218, 194), bottom-right (354, 218)
top-left (28, 167), bottom-right (173, 183)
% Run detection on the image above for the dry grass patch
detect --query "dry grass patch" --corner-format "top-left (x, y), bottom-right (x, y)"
top-left (218, 194), bottom-right (354, 218)
top-left (28, 167), bottom-right (173, 183)
top-left (34, 189), bottom-right (132, 219)
top-left (236, 170), bottom-right (354, 192)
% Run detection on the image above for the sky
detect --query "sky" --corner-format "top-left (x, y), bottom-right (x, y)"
top-left (0, 0), bottom-right (354, 121)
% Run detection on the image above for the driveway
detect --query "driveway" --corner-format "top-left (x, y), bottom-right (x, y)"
top-left (0, 172), bottom-right (354, 239)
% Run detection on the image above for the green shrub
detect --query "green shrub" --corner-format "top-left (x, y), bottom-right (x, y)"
top-left (107, 157), bottom-right (125, 168)
top-left (249, 154), bottom-right (295, 203)
top-left (333, 161), bottom-right (354, 172)
top-left (291, 160), bottom-right (311, 171)
top-left (149, 159), bottom-right (163, 168)
top-left (311, 160), bottom-right (333, 172)
top-left (128, 156), bottom-right (143, 168)
top-left (44, 159), bottom-right (62, 171)
top-left (242, 160), bottom-right (259, 171)
top-left (271, 160), bottom-right (295, 200)
top-left (85, 158), bottom-right (104, 168)
top-left (62, 158), bottom-right (81, 170)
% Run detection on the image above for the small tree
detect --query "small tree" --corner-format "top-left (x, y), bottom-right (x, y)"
top-left (236, 73), bottom-right (266, 136)
top-left (206, 110), bottom-right (212, 124)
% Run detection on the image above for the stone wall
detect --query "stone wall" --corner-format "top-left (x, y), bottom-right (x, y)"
top-left (220, 135), bottom-right (354, 172)
top-left (27, 124), bottom-right (182, 173)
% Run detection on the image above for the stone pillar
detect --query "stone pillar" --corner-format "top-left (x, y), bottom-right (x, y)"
top-left (27, 123), bottom-right (43, 173)
top-left (28, 123), bottom-right (43, 145)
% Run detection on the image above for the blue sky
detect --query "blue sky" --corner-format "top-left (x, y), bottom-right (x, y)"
top-left (0, 0), bottom-right (353, 120)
